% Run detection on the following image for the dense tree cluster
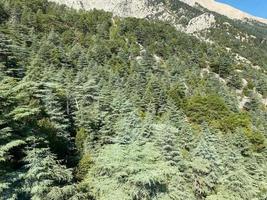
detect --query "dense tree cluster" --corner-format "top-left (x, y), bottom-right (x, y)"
top-left (0, 0), bottom-right (266, 199)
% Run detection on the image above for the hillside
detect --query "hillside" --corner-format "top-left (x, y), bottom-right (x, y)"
top-left (50, 0), bottom-right (267, 24)
top-left (181, 0), bottom-right (267, 24)
top-left (49, 0), bottom-right (267, 69)
top-left (0, 0), bottom-right (266, 200)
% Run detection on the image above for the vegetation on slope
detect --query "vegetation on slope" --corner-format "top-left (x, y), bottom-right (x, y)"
top-left (0, 0), bottom-right (266, 199)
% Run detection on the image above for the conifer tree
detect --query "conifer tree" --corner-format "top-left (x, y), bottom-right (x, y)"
top-left (1, 1), bottom-right (267, 199)
top-left (22, 144), bottom-right (74, 200)
top-left (191, 125), bottom-right (222, 198)
top-left (0, 3), bottom-right (8, 24)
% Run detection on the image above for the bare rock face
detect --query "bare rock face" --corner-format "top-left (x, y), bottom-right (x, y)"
top-left (50, 0), bottom-right (154, 18)
top-left (49, 0), bottom-right (217, 33)
top-left (49, 0), bottom-right (267, 33)
top-left (186, 13), bottom-right (216, 33)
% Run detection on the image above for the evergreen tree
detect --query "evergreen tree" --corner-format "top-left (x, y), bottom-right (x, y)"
top-left (191, 125), bottom-right (222, 198)
top-left (22, 146), bottom-right (74, 200)
top-left (1, 1), bottom-right (267, 199)
top-left (0, 3), bottom-right (9, 24)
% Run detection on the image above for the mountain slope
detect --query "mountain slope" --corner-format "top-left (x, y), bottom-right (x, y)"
top-left (49, 0), bottom-right (267, 81)
top-left (50, 0), bottom-right (154, 18)
top-left (181, 0), bottom-right (267, 24)
top-left (50, 0), bottom-right (267, 24)
top-left (0, 0), bottom-right (266, 200)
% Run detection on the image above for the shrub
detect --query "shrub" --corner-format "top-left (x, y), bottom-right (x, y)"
top-left (75, 128), bottom-right (88, 152)
top-left (217, 113), bottom-right (251, 133)
top-left (245, 129), bottom-right (266, 152)
top-left (168, 83), bottom-right (186, 108)
top-left (210, 56), bottom-right (233, 78)
top-left (227, 74), bottom-right (243, 89)
top-left (76, 152), bottom-right (93, 181)
top-left (184, 94), bottom-right (230, 124)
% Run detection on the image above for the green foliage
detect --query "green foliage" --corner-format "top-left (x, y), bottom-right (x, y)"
top-left (184, 95), bottom-right (260, 135)
top-left (245, 129), bottom-right (266, 152)
top-left (184, 94), bottom-right (230, 124)
top-left (0, 0), bottom-right (267, 199)
top-left (0, 140), bottom-right (25, 162)
top-left (217, 113), bottom-right (252, 132)
top-left (76, 152), bottom-right (93, 181)
top-left (0, 3), bottom-right (9, 24)
top-left (168, 82), bottom-right (186, 108)
top-left (227, 74), bottom-right (243, 89)
top-left (75, 128), bottom-right (88, 152)
top-left (210, 56), bottom-right (234, 78)
top-left (23, 147), bottom-right (73, 199)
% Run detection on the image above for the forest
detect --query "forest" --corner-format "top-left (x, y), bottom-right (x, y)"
top-left (0, 0), bottom-right (266, 199)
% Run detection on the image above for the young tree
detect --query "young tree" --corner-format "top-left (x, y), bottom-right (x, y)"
top-left (22, 146), bottom-right (74, 200)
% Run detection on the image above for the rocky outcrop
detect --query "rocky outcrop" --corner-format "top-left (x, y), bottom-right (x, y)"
top-left (49, 0), bottom-right (217, 33)
top-left (49, 0), bottom-right (267, 34)
top-left (186, 13), bottom-right (216, 33)
top-left (50, 0), bottom-right (154, 18)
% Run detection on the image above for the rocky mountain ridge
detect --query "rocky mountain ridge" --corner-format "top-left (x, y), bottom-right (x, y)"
top-left (181, 0), bottom-right (267, 24)
top-left (49, 0), bottom-right (216, 33)
top-left (50, 0), bottom-right (267, 25)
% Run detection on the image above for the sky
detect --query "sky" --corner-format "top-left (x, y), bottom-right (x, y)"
top-left (217, 0), bottom-right (267, 19)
